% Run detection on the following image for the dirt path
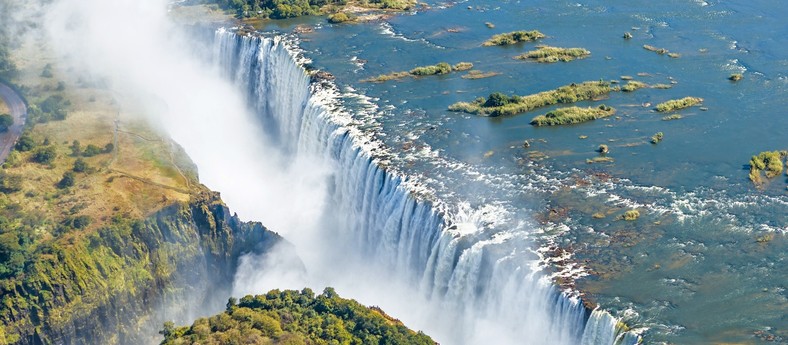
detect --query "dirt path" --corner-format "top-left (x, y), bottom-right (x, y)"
top-left (0, 82), bottom-right (27, 163)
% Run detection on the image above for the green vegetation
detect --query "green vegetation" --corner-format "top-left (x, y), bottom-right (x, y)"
top-left (650, 132), bottom-right (664, 144)
top-left (161, 288), bottom-right (436, 345)
top-left (410, 62), bottom-right (452, 76)
top-left (661, 114), bottom-right (682, 121)
top-left (622, 210), bottom-right (640, 221)
top-left (729, 73), bottom-right (743, 82)
top-left (654, 97), bottom-right (703, 112)
top-left (515, 46), bottom-right (591, 63)
top-left (31, 145), bottom-right (57, 164)
top-left (0, 113), bottom-right (12, 132)
top-left (209, 0), bottom-right (414, 19)
top-left (28, 94), bottom-right (70, 124)
top-left (462, 70), bottom-right (500, 79)
top-left (529, 105), bottom-right (615, 126)
top-left (362, 62), bottom-right (473, 82)
top-left (448, 80), bottom-right (613, 117)
top-left (748, 150), bottom-right (787, 184)
top-left (482, 30), bottom-right (545, 46)
top-left (327, 12), bottom-right (354, 23)
top-left (621, 81), bottom-right (647, 92)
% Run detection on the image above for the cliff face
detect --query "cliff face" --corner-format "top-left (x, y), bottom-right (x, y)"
top-left (0, 191), bottom-right (282, 345)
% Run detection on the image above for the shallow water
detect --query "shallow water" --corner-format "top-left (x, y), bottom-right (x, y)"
top-left (250, 0), bottom-right (787, 343)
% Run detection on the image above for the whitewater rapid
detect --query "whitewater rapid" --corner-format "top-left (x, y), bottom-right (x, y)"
top-left (213, 29), bottom-right (639, 345)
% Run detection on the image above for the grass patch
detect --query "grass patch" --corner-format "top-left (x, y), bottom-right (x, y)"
top-left (748, 150), bottom-right (787, 184)
top-left (362, 61), bottom-right (473, 82)
top-left (449, 80), bottom-right (614, 117)
top-left (461, 70), bottom-right (500, 79)
top-left (530, 105), bottom-right (615, 126)
top-left (482, 30), bottom-right (545, 46)
top-left (515, 45), bottom-right (591, 63)
top-left (621, 81), bottom-right (647, 92)
top-left (654, 97), bottom-right (703, 112)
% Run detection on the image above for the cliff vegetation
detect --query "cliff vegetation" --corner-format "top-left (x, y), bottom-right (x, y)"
top-left (161, 288), bottom-right (436, 345)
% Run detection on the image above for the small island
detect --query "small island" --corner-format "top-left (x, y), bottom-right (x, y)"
top-left (654, 97), bottom-right (703, 112)
top-left (362, 62), bottom-right (473, 82)
top-left (748, 150), bottom-right (787, 184)
top-left (530, 105), bottom-right (615, 126)
top-left (448, 80), bottom-right (614, 117)
top-left (482, 30), bottom-right (545, 46)
top-left (515, 46), bottom-right (591, 63)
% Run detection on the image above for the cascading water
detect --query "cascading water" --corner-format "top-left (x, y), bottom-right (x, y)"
top-left (213, 29), bottom-right (639, 345)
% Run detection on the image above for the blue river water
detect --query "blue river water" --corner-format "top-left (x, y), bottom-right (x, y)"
top-left (246, 0), bottom-right (787, 343)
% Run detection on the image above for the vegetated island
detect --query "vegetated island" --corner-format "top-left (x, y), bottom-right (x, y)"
top-left (362, 62), bottom-right (473, 82)
top-left (448, 80), bottom-right (615, 117)
top-left (482, 30), bottom-right (545, 46)
top-left (160, 288), bottom-right (436, 345)
top-left (515, 45), bottom-right (591, 63)
top-left (461, 70), bottom-right (500, 80)
top-left (530, 105), bottom-right (615, 126)
top-left (208, 0), bottom-right (417, 20)
top-left (654, 96), bottom-right (703, 112)
top-left (748, 150), bottom-right (787, 184)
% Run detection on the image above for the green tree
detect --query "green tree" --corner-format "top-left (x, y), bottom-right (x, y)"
top-left (70, 140), bottom-right (82, 156)
top-left (15, 134), bottom-right (36, 151)
top-left (83, 144), bottom-right (102, 157)
top-left (0, 113), bottom-right (13, 132)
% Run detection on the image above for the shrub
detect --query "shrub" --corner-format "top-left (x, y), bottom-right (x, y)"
top-left (15, 135), bottom-right (36, 152)
top-left (31, 146), bottom-right (57, 164)
top-left (73, 158), bottom-right (88, 173)
top-left (409, 62), bottom-right (451, 76)
top-left (83, 144), bottom-right (102, 157)
top-left (0, 171), bottom-right (22, 193)
top-left (622, 210), bottom-right (640, 221)
top-left (650, 132), bottom-right (664, 144)
top-left (749, 151), bottom-right (787, 184)
top-left (58, 171), bottom-right (75, 189)
top-left (621, 81), bottom-right (647, 92)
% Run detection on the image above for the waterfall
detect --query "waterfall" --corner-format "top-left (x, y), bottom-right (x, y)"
top-left (212, 29), bottom-right (640, 345)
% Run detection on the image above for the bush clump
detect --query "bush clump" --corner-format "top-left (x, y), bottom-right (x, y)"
top-left (530, 105), bottom-right (616, 126)
top-left (410, 62), bottom-right (452, 76)
top-left (654, 97), bottom-right (703, 112)
top-left (622, 210), bottom-right (640, 221)
top-left (327, 12), bottom-right (353, 23)
top-left (650, 132), bottom-right (664, 144)
top-left (748, 150), bottom-right (787, 184)
top-left (482, 30), bottom-right (545, 46)
top-left (449, 81), bottom-right (613, 117)
top-left (515, 46), bottom-right (591, 63)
